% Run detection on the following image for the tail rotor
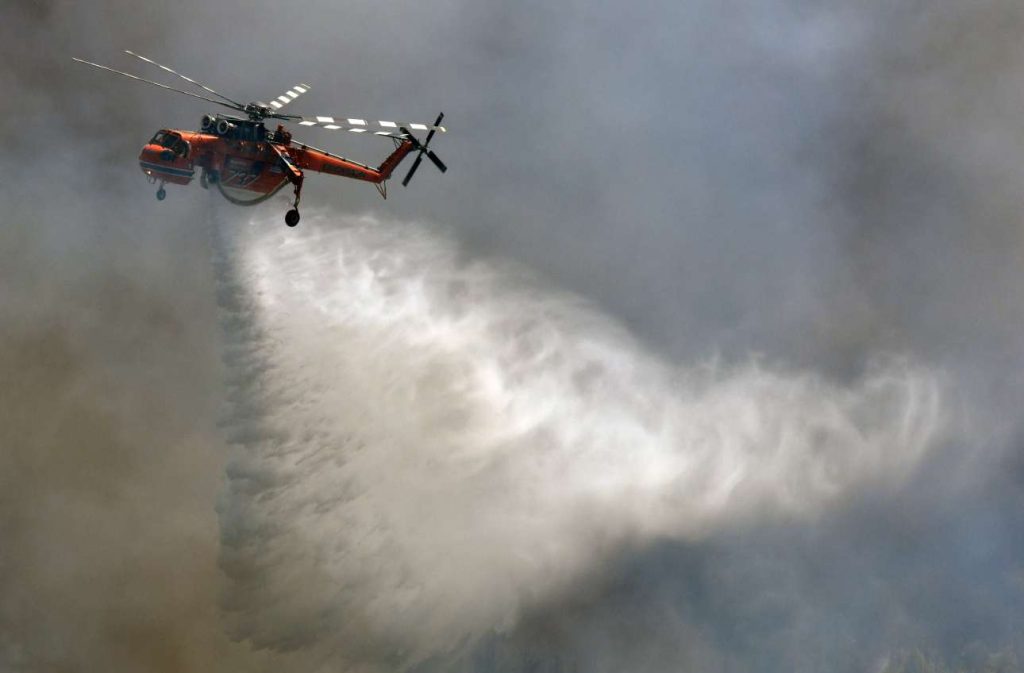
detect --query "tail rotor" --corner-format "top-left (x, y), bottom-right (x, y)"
top-left (401, 112), bottom-right (448, 187)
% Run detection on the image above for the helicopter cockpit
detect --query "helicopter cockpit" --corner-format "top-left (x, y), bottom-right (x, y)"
top-left (139, 129), bottom-right (196, 198)
top-left (150, 130), bottom-right (189, 158)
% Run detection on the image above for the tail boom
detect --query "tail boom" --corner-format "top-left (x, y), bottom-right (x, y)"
top-left (291, 140), bottom-right (415, 184)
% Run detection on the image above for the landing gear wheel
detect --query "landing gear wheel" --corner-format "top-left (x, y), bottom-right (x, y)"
top-left (285, 209), bottom-right (300, 227)
top-left (156, 187), bottom-right (166, 201)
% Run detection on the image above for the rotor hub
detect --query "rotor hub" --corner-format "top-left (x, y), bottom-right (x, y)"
top-left (244, 102), bottom-right (272, 121)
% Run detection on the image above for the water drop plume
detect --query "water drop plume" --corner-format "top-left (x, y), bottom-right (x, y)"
top-left (213, 211), bottom-right (944, 667)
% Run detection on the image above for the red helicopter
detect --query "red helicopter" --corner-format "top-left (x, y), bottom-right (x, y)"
top-left (73, 51), bottom-right (448, 227)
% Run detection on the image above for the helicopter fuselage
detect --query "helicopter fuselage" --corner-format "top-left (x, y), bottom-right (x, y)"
top-left (138, 116), bottom-right (415, 203)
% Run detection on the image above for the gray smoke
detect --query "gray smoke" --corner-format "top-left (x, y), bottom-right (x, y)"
top-left (2, 0), bottom-right (1023, 671)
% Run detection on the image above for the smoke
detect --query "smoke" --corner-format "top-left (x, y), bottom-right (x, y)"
top-left (214, 211), bottom-right (944, 669)
top-left (3, 0), bottom-right (1024, 671)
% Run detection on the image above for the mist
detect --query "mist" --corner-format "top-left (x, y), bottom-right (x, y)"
top-left (2, 0), bottom-right (1023, 672)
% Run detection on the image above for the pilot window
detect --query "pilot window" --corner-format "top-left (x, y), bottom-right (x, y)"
top-left (150, 131), bottom-right (188, 158)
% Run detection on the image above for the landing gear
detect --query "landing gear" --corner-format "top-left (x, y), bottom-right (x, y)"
top-left (156, 185), bottom-right (166, 201)
top-left (284, 174), bottom-right (303, 227)
top-left (267, 142), bottom-right (305, 228)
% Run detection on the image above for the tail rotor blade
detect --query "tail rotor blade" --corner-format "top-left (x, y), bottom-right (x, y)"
top-left (399, 115), bottom-right (446, 186)
top-left (423, 112), bottom-right (444, 147)
top-left (402, 154), bottom-right (424, 187)
top-left (426, 150), bottom-right (447, 173)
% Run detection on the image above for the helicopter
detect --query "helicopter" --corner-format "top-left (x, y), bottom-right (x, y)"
top-left (73, 51), bottom-right (448, 227)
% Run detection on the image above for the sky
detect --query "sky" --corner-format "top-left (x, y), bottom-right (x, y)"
top-left (2, 1), bottom-right (1023, 672)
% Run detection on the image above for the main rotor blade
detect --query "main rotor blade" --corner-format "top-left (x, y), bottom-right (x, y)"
top-left (123, 50), bottom-right (245, 108)
top-left (267, 112), bottom-right (305, 122)
top-left (267, 83), bottom-right (312, 111)
top-left (72, 58), bottom-right (243, 112)
top-left (294, 115), bottom-right (446, 136)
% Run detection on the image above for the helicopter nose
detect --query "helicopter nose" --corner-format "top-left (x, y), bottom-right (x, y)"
top-left (139, 144), bottom-right (165, 162)
top-left (138, 145), bottom-right (195, 185)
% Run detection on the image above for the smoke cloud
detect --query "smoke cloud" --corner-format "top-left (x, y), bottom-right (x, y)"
top-left (2, 0), bottom-right (1024, 671)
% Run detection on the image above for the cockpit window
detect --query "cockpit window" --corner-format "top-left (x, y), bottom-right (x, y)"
top-left (150, 131), bottom-right (188, 157)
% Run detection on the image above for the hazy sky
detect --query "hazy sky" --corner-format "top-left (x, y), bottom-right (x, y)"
top-left (2, 1), bottom-right (1023, 671)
